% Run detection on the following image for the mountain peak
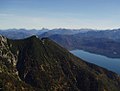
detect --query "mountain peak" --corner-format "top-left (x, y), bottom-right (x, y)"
top-left (0, 36), bottom-right (120, 91)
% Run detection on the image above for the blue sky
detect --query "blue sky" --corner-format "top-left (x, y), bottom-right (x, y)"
top-left (0, 0), bottom-right (120, 29)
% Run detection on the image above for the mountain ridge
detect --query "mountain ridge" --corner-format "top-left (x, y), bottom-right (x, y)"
top-left (46, 34), bottom-right (120, 58)
top-left (0, 35), bottom-right (120, 91)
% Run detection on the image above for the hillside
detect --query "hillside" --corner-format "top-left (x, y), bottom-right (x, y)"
top-left (48, 34), bottom-right (120, 58)
top-left (0, 35), bottom-right (120, 91)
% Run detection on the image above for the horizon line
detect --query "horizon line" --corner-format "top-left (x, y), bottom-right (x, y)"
top-left (0, 27), bottom-right (120, 31)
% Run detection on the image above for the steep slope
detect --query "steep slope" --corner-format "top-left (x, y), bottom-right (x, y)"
top-left (0, 35), bottom-right (120, 91)
top-left (48, 34), bottom-right (120, 58)
top-left (0, 36), bottom-right (35, 91)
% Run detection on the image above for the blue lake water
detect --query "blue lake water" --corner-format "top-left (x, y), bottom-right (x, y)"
top-left (70, 49), bottom-right (120, 75)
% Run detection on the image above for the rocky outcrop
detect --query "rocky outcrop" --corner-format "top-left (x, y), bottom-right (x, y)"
top-left (0, 35), bottom-right (120, 91)
top-left (0, 35), bottom-right (18, 73)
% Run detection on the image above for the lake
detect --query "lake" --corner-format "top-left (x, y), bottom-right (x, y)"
top-left (70, 49), bottom-right (120, 75)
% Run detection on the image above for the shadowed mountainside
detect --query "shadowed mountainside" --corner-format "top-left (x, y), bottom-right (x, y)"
top-left (0, 35), bottom-right (120, 91)
top-left (47, 34), bottom-right (120, 58)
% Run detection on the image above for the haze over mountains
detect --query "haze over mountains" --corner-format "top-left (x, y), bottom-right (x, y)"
top-left (1, 28), bottom-right (120, 40)
top-left (0, 28), bottom-right (92, 39)
top-left (1, 28), bottom-right (120, 58)
top-left (1, 0), bottom-right (120, 90)
top-left (0, 35), bottom-right (120, 91)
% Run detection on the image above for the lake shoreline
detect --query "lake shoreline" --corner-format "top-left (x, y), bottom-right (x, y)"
top-left (70, 49), bottom-right (120, 75)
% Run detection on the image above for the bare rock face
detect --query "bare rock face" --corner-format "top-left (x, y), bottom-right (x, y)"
top-left (0, 35), bottom-right (120, 91)
top-left (0, 35), bottom-right (17, 73)
top-left (0, 35), bottom-right (34, 91)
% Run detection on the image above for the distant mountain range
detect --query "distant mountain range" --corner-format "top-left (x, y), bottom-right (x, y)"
top-left (0, 28), bottom-right (48, 39)
top-left (0, 35), bottom-right (120, 91)
top-left (1, 28), bottom-right (120, 40)
top-left (1, 28), bottom-right (120, 58)
top-left (40, 28), bottom-right (120, 42)
top-left (39, 28), bottom-right (120, 58)
top-left (0, 28), bottom-right (94, 39)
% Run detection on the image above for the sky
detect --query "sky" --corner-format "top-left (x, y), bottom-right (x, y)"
top-left (0, 0), bottom-right (120, 29)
